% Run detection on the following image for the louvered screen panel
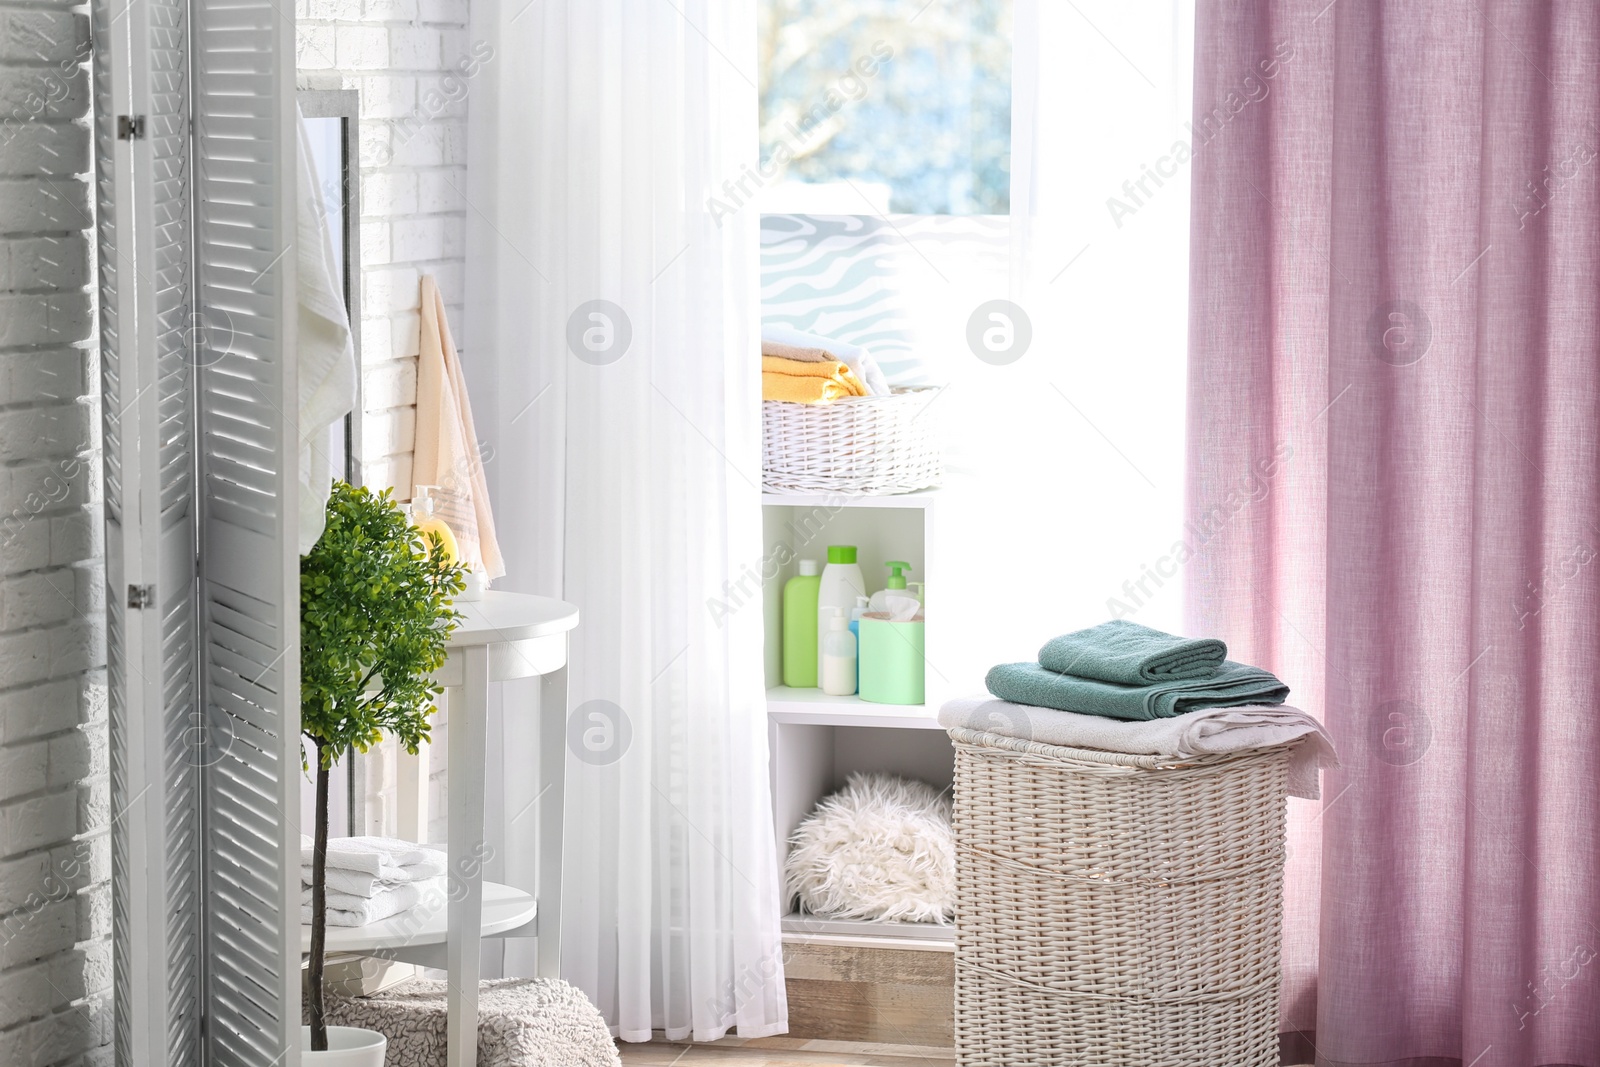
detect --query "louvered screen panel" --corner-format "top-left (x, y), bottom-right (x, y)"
top-left (193, 0), bottom-right (301, 1060)
top-left (95, 0), bottom-right (204, 1061)
top-left (148, 2), bottom-right (202, 1062)
top-left (91, 4), bottom-right (133, 1063)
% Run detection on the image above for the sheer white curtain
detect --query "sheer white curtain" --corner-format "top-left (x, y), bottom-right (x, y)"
top-left (931, 0), bottom-right (1195, 695)
top-left (464, 0), bottom-right (786, 1042)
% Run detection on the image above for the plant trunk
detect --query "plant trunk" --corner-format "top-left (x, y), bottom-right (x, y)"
top-left (308, 741), bottom-right (330, 1051)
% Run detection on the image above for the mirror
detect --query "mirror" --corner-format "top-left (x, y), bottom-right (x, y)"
top-left (298, 88), bottom-right (363, 489)
top-left (298, 88), bottom-right (364, 836)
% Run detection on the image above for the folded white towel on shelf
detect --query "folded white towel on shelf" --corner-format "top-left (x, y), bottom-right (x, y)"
top-left (300, 876), bottom-right (447, 928)
top-left (299, 865), bottom-right (418, 899)
top-left (298, 835), bottom-right (447, 881)
top-left (761, 324), bottom-right (890, 397)
top-left (938, 698), bottom-right (1340, 800)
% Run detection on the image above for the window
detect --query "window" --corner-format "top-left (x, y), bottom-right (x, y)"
top-left (759, 1), bottom-right (1196, 642)
top-left (758, 0), bottom-right (1012, 215)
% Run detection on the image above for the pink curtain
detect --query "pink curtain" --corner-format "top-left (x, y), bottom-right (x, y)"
top-left (1187, 3), bottom-right (1600, 1065)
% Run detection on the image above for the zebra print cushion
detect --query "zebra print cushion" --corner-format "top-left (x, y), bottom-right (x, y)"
top-left (761, 214), bottom-right (926, 385)
top-left (760, 213), bottom-right (1009, 386)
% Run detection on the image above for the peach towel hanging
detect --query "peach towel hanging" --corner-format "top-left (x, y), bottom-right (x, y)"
top-left (411, 275), bottom-right (505, 578)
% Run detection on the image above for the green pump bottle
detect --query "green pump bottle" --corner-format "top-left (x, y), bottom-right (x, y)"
top-left (782, 559), bottom-right (822, 687)
top-left (867, 561), bottom-right (915, 613)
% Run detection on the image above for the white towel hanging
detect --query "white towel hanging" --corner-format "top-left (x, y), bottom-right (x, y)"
top-left (295, 105), bottom-right (357, 553)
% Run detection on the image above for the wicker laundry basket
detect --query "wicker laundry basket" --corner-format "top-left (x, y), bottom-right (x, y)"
top-left (762, 387), bottom-right (942, 496)
top-left (948, 726), bottom-right (1292, 1067)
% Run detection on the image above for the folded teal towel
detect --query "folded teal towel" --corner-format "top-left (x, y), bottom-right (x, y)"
top-left (985, 660), bottom-right (1289, 721)
top-left (1038, 620), bottom-right (1227, 685)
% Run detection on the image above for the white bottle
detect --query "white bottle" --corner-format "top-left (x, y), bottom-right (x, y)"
top-left (821, 610), bottom-right (858, 696)
top-left (457, 566), bottom-right (489, 601)
top-left (817, 545), bottom-right (866, 662)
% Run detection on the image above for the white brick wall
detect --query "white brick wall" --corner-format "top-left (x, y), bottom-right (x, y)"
top-left (296, 0), bottom-right (481, 498)
top-left (0, 0), bottom-right (111, 1062)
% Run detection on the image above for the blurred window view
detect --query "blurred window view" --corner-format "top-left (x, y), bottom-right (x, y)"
top-left (758, 0), bottom-right (1013, 215)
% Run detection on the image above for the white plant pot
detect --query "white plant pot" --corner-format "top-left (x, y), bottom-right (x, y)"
top-left (301, 1025), bottom-right (386, 1066)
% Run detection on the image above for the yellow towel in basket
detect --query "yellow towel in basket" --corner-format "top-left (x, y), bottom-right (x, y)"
top-left (761, 355), bottom-right (868, 404)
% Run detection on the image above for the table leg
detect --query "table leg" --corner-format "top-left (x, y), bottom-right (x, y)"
top-left (447, 645), bottom-right (489, 1067)
top-left (536, 662), bottom-right (567, 979)
top-left (395, 731), bottom-right (431, 842)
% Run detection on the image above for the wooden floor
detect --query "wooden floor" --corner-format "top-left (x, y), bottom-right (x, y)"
top-left (618, 1036), bottom-right (1315, 1066)
top-left (618, 1037), bottom-right (1313, 1066)
top-left (617, 1036), bottom-right (955, 1065)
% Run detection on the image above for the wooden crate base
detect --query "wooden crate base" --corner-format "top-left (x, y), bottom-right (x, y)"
top-left (782, 941), bottom-right (954, 1047)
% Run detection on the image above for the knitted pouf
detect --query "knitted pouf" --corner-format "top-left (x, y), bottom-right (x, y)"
top-left (320, 977), bottom-right (619, 1067)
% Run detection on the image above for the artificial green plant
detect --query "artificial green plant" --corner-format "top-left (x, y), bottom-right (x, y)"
top-left (301, 482), bottom-right (467, 1051)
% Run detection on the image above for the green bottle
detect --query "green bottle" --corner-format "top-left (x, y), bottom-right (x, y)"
top-left (782, 559), bottom-right (822, 687)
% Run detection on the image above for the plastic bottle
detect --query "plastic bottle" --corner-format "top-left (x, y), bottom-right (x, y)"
top-left (820, 609), bottom-right (858, 696)
top-left (848, 595), bottom-right (869, 690)
top-left (817, 545), bottom-right (866, 662)
top-left (782, 559), bottom-right (822, 687)
top-left (867, 561), bottom-right (915, 614)
top-left (409, 485), bottom-right (460, 563)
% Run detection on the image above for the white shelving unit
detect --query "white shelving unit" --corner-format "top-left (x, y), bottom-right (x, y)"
top-left (762, 490), bottom-right (956, 949)
top-left (760, 488), bottom-right (942, 509)
top-left (766, 685), bottom-right (940, 728)
top-left (303, 592), bottom-right (578, 1067)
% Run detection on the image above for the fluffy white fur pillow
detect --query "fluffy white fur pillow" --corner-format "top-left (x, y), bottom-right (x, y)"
top-left (784, 772), bottom-right (955, 925)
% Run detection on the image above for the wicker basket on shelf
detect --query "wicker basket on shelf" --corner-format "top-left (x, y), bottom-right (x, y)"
top-left (947, 726), bottom-right (1292, 1067)
top-left (762, 386), bottom-right (942, 496)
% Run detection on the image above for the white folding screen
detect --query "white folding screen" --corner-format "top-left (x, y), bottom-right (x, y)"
top-left (94, 0), bottom-right (300, 1059)
top-left (93, 0), bottom-right (203, 1059)
top-left (192, 0), bottom-right (301, 1058)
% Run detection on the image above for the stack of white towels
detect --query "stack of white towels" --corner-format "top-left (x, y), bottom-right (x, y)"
top-left (300, 835), bottom-right (448, 928)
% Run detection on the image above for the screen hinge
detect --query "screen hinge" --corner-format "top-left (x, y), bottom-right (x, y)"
top-left (116, 114), bottom-right (145, 140)
top-left (127, 583), bottom-right (156, 609)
